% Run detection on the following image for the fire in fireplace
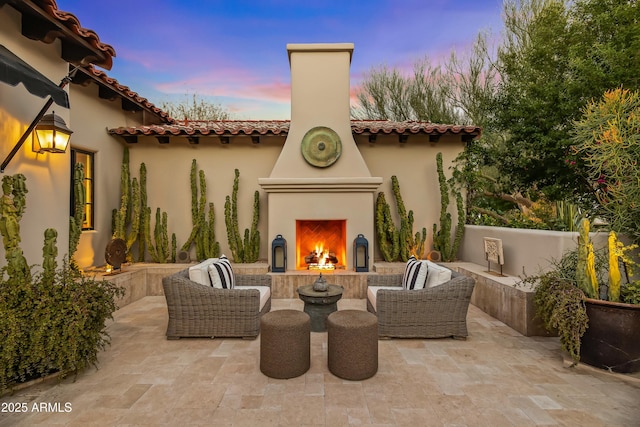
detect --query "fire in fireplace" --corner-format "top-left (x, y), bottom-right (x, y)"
top-left (296, 220), bottom-right (346, 270)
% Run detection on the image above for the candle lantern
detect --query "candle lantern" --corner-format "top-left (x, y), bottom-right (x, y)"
top-left (271, 234), bottom-right (287, 272)
top-left (353, 234), bottom-right (369, 272)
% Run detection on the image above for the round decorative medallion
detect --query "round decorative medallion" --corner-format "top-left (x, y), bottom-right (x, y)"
top-left (301, 126), bottom-right (342, 168)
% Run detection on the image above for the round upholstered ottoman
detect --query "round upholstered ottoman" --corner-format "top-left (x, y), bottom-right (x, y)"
top-left (327, 310), bottom-right (378, 380)
top-left (260, 309), bottom-right (311, 379)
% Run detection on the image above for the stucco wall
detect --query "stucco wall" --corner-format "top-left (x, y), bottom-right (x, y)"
top-left (459, 225), bottom-right (610, 277)
top-left (0, 6), bottom-right (72, 271)
top-left (125, 137), bottom-right (284, 262)
top-left (119, 133), bottom-right (464, 265)
top-left (70, 84), bottom-right (150, 269)
top-left (358, 133), bottom-right (464, 260)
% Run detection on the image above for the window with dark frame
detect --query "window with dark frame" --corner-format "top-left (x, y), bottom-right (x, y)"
top-left (70, 149), bottom-right (94, 230)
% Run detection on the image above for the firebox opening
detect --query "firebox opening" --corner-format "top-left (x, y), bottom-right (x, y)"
top-left (296, 219), bottom-right (347, 271)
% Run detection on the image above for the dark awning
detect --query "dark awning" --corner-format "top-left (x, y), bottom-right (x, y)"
top-left (0, 44), bottom-right (69, 108)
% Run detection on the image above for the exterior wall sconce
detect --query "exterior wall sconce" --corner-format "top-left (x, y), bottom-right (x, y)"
top-left (0, 65), bottom-right (78, 173)
top-left (271, 234), bottom-right (287, 272)
top-left (32, 112), bottom-right (73, 153)
top-left (353, 234), bottom-right (369, 272)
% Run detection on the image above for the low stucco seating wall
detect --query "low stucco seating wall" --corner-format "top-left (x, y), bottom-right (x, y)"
top-left (448, 262), bottom-right (551, 337)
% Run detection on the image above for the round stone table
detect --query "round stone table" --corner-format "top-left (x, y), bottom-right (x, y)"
top-left (296, 284), bottom-right (344, 332)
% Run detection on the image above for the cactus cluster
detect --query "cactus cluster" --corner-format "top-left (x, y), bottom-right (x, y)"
top-left (143, 207), bottom-right (175, 263)
top-left (181, 160), bottom-right (220, 261)
top-left (374, 176), bottom-right (426, 262)
top-left (224, 169), bottom-right (260, 263)
top-left (112, 148), bottom-right (142, 261)
top-left (391, 176), bottom-right (426, 261)
top-left (432, 152), bottom-right (465, 262)
top-left (112, 148), bottom-right (175, 263)
top-left (0, 174), bottom-right (30, 283)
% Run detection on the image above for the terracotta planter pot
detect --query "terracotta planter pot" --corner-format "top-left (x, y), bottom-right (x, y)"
top-left (580, 298), bottom-right (640, 373)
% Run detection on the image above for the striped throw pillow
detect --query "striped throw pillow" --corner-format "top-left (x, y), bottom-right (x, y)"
top-left (207, 255), bottom-right (235, 289)
top-left (402, 256), bottom-right (429, 290)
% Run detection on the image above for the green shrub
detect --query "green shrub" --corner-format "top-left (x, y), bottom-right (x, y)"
top-left (530, 270), bottom-right (588, 365)
top-left (0, 261), bottom-right (124, 393)
top-left (621, 281), bottom-right (640, 305)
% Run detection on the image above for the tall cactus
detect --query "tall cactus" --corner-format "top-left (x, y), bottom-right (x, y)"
top-left (608, 231), bottom-right (621, 302)
top-left (126, 178), bottom-right (141, 253)
top-left (113, 148), bottom-right (130, 239)
top-left (195, 170), bottom-right (208, 260)
top-left (181, 160), bottom-right (220, 261)
top-left (452, 189), bottom-right (465, 260)
top-left (69, 163), bottom-right (84, 270)
top-left (181, 160), bottom-right (201, 253)
top-left (432, 152), bottom-right (465, 262)
top-left (202, 202), bottom-right (220, 259)
top-left (375, 191), bottom-right (400, 262)
top-left (171, 233), bottom-right (177, 263)
top-left (0, 174), bottom-right (31, 283)
top-left (137, 163), bottom-right (148, 262)
top-left (42, 228), bottom-right (58, 285)
top-left (247, 190), bottom-right (261, 262)
top-left (225, 169), bottom-right (260, 263)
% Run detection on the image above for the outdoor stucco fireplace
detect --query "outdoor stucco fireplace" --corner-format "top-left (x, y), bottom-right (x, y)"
top-left (259, 43), bottom-right (382, 271)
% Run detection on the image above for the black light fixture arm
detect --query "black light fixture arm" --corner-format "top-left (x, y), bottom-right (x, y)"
top-left (1, 68), bottom-right (78, 173)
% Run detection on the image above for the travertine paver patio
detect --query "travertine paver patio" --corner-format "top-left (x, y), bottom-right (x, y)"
top-left (1, 297), bottom-right (639, 426)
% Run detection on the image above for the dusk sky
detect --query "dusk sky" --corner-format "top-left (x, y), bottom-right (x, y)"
top-left (56, 0), bottom-right (504, 119)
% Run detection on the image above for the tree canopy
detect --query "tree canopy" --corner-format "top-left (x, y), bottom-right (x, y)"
top-left (352, 32), bottom-right (497, 127)
top-left (353, 0), bottom-right (640, 227)
top-left (160, 94), bottom-right (232, 121)
top-left (491, 0), bottom-right (640, 201)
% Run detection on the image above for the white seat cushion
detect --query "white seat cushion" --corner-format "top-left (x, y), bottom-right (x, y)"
top-left (425, 261), bottom-right (452, 288)
top-left (367, 286), bottom-right (401, 312)
top-left (235, 286), bottom-right (271, 311)
top-left (188, 257), bottom-right (218, 286)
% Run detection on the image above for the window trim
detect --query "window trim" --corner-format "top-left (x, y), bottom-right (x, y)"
top-left (70, 148), bottom-right (95, 231)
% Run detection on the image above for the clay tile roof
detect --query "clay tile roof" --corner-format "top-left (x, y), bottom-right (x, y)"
top-left (73, 66), bottom-right (174, 124)
top-left (108, 120), bottom-right (481, 140)
top-left (108, 120), bottom-right (290, 137)
top-left (351, 120), bottom-right (481, 136)
top-left (8, 0), bottom-right (116, 69)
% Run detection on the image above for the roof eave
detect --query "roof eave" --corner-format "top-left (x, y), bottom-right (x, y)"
top-left (3, 0), bottom-right (116, 70)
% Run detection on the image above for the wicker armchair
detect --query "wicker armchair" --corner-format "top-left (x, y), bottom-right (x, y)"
top-left (366, 270), bottom-right (475, 339)
top-left (162, 268), bottom-right (271, 340)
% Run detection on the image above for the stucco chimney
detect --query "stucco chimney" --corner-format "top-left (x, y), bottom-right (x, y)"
top-left (259, 43), bottom-right (382, 271)
top-left (267, 43), bottom-right (373, 179)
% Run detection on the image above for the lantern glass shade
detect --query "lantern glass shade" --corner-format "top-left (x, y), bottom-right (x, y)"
top-left (33, 113), bottom-right (73, 153)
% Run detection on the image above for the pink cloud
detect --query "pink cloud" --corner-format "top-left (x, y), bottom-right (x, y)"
top-left (155, 66), bottom-right (291, 104)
